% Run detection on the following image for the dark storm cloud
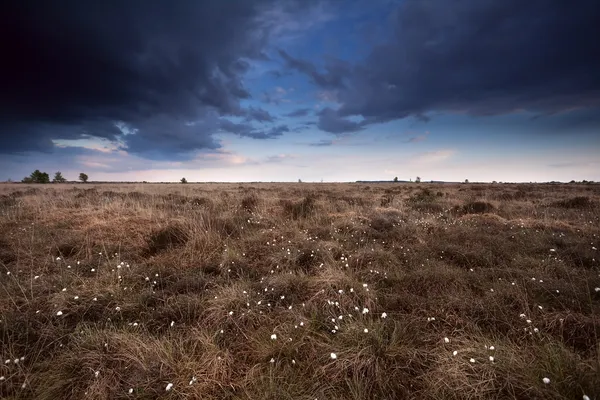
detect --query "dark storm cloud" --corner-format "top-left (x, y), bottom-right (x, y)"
top-left (245, 107), bottom-right (275, 123)
top-left (282, 0), bottom-right (600, 133)
top-left (278, 50), bottom-right (351, 89)
top-left (219, 120), bottom-right (289, 139)
top-left (0, 0), bottom-right (303, 155)
top-left (317, 108), bottom-right (365, 134)
top-left (286, 108), bottom-right (312, 117)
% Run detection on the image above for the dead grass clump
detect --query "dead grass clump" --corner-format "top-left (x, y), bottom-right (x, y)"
top-left (460, 200), bottom-right (496, 214)
top-left (146, 223), bottom-right (189, 255)
top-left (53, 242), bottom-right (82, 258)
top-left (406, 188), bottom-right (445, 212)
top-left (0, 194), bottom-right (18, 208)
top-left (241, 192), bottom-right (260, 212)
top-left (281, 194), bottom-right (317, 219)
top-left (74, 188), bottom-right (98, 199)
top-left (0, 239), bottom-right (16, 265)
top-left (552, 196), bottom-right (594, 209)
top-left (190, 196), bottom-right (213, 209)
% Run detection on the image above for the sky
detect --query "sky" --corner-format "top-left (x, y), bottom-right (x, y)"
top-left (1, 0), bottom-right (599, 183)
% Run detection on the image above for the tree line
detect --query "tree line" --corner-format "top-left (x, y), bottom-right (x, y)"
top-left (21, 170), bottom-right (88, 183)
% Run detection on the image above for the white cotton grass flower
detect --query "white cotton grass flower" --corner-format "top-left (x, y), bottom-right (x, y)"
top-left (189, 377), bottom-right (197, 385)
top-left (362, 307), bottom-right (369, 314)
top-left (489, 356), bottom-right (495, 362)
top-left (270, 358), bottom-right (275, 363)
top-left (444, 337), bottom-right (450, 343)
top-left (34, 275), bottom-right (39, 280)
top-left (363, 328), bottom-right (369, 333)
top-left (165, 382), bottom-right (174, 391)
top-left (0, 376), bottom-right (4, 381)
top-left (583, 395), bottom-right (590, 400)
top-left (56, 311), bottom-right (63, 316)
top-left (381, 312), bottom-right (387, 319)
top-left (94, 370), bottom-right (100, 378)
top-left (170, 321), bottom-right (175, 327)
top-left (330, 353), bottom-right (337, 360)
top-left (452, 350), bottom-right (458, 356)
top-left (469, 358), bottom-right (476, 363)
top-left (489, 346), bottom-right (495, 351)
top-left (115, 307), bottom-right (121, 311)
top-left (271, 334), bottom-right (277, 340)
top-left (595, 287), bottom-right (600, 292)
top-left (128, 388), bottom-right (134, 394)
top-left (542, 377), bottom-right (550, 384)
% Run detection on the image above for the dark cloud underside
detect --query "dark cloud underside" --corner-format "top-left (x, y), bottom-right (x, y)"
top-left (0, 0), bottom-right (293, 156)
top-left (280, 0), bottom-right (600, 133)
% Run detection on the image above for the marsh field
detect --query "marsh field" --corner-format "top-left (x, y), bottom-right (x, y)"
top-left (0, 182), bottom-right (599, 399)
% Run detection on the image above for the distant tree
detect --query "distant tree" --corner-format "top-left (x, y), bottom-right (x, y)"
top-left (464, 179), bottom-right (469, 184)
top-left (79, 172), bottom-right (89, 183)
top-left (53, 171), bottom-right (66, 183)
top-left (23, 170), bottom-right (50, 183)
top-left (393, 177), bottom-right (398, 182)
top-left (180, 177), bottom-right (187, 184)
top-left (415, 176), bottom-right (421, 183)
top-left (298, 178), bottom-right (302, 183)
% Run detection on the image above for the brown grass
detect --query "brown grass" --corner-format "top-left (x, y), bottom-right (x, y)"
top-left (0, 182), bottom-right (599, 399)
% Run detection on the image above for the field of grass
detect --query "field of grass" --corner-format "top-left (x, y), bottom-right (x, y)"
top-left (0, 182), bottom-right (599, 399)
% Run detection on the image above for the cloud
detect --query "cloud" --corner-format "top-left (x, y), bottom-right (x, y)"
top-left (265, 153), bottom-right (296, 163)
top-left (286, 108), bottom-right (312, 117)
top-left (278, 50), bottom-right (351, 89)
top-left (245, 107), bottom-right (276, 123)
top-left (0, 0), bottom-right (313, 157)
top-left (317, 107), bottom-right (365, 134)
top-left (219, 119), bottom-right (289, 139)
top-left (283, 0), bottom-right (600, 131)
top-left (405, 131), bottom-right (430, 143)
top-left (411, 149), bottom-right (456, 164)
top-left (308, 139), bottom-right (334, 147)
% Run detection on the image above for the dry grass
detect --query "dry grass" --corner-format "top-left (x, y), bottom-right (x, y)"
top-left (0, 182), bottom-right (599, 399)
